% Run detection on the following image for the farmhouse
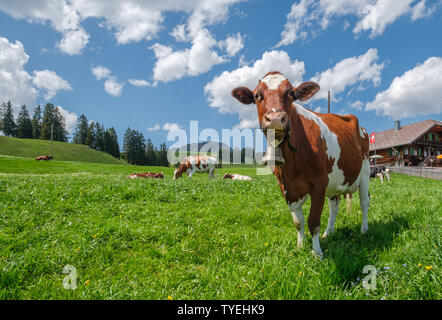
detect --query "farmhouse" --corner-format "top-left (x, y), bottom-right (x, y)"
top-left (369, 119), bottom-right (442, 167)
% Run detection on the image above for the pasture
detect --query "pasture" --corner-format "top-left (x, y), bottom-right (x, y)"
top-left (0, 156), bottom-right (440, 299)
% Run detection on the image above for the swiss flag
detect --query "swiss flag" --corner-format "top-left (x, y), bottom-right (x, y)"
top-left (370, 132), bottom-right (375, 144)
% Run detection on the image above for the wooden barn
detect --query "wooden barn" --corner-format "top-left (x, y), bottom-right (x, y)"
top-left (369, 119), bottom-right (442, 167)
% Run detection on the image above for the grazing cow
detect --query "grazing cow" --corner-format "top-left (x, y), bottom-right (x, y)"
top-left (384, 168), bottom-right (391, 181)
top-left (370, 166), bottom-right (386, 183)
top-left (127, 172), bottom-right (164, 179)
top-left (35, 155), bottom-right (53, 161)
top-left (231, 71), bottom-right (370, 258)
top-left (222, 173), bottom-right (253, 181)
top-left (174, 155), bottom-right (216, 180)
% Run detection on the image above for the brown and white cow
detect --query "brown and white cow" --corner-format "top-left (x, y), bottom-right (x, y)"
top-left (174, 155), bottom-right (216, 179)
top-left (222, 173), bottom-right (253, 181)
top-left (35, 155), bottom-right (53, 161)
top-left (232, 71), bottom-right (370, 258)
top-left (127, 172), bottom-right (164, 179)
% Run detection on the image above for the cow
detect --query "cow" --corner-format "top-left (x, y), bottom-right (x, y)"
top-left (127, 172), bottom-right (164, 179)
top-left (174, 155), bottom-right (216, 180)
top-left (35, 155), bottom-right (53, 161)
top-left (222, 173), bottom-right (253, 181)
top-left (384, 168), bottom-right (391, 181)
top-left (370, 166), bottom-right (386, 183)
top-left (231, 71), bottom-right (370, 258)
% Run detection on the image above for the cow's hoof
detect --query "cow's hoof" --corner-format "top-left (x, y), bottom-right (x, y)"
top-left (311, 250), bottom-right (324, 259)
top-left (322, 231), bottom-right (332, 239)
top-left (361, 224), bottom-right (369, 234)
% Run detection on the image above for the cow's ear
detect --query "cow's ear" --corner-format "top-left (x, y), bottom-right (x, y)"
top-left (292, 82), bottom-right (320, 101)
top-left (231, 87), bottom-right (254, 105)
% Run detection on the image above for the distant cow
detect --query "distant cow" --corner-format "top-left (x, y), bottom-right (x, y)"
top-left (174, 156), bottom-right (216, 179)
top-left (35, 155), bottom-right (53, 161)
top-left (127, 172), bottom-right (164, 179)
top-left (222, 173), bottom-right (252, 181)
top-left (370, 166), bottom-right (388, 183)
top-left (231, 71), bottom-right (370, 258)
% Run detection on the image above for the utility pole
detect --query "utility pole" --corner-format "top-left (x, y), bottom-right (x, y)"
top-left (50, 123), bottom-right (53, 157)
top-left (328, 90), bottom-right (331, 113)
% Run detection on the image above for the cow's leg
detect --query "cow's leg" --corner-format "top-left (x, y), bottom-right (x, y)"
top-left (359, 162), bottom-right (370, 234)
top-left (288, 195), bottom-right (308, 248)
top-left (308, 190), bottom-right (326, 258)
top-left (322, 196), bottom-right (339, 239)
top-left (188, 169), bottom-right (194, 179)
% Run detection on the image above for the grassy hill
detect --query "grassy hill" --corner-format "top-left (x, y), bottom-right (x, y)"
top-left (0, 135), bottom-right (124, 165)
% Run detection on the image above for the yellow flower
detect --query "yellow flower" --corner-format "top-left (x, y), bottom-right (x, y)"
top-left (168, 296), bottom-right (173, 300)
top-left (425, 266), bottom-right (433, 270)
top-left (85, 280), bottom-right (90, 285)
top-left (265, 242), bottom-right (269, 247)
top-left (418, 263), bottom-right (422, 267)
top-left (299, 271), bottom-right (303, 276)
top-left (93, 234), bottom-right (98, 238)
top-left (119, 215), bottom-right (123, 219)
top-left (253, 292), bottom-right (257, 296)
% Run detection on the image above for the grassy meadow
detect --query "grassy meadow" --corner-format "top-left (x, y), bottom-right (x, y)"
top-left (0, 155), bottom-right (440, 299)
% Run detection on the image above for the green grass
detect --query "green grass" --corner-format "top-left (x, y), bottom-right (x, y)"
top-left (0, 156), bottom-right (440, 299)
top-left (0, 136), bottom-right (124, 165)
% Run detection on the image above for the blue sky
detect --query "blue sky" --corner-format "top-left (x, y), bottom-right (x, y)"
top-left (0, 0), bottom-right (441, 148)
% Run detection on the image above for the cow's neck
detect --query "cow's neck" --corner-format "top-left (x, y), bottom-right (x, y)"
top-left (275, 110), bottom-right (308, 181)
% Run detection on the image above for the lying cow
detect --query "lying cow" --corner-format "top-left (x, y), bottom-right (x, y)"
top-left (174, 156), bottom-right (216, 179)
top-left (35, 155), bottom-right (53, 161)
top-left (127, 172), bottom-right (164, 179)
top-left (222, 173), bottom-right (252, 181)
top-left (232, 71), bottom-right (370, 258)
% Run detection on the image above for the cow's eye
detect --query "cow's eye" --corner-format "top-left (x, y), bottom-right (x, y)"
top-left (289, 90), bottom-right (297, 100)
top-left (254, 92), bottom-right (261, 101)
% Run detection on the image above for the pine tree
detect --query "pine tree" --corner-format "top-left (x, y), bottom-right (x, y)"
top-left (95, 122), bottom-right (105, 151)
top-left (145, 137), bottom-right (157, 165)
top-left (2, 101), bottom-right (17, 137)
top-left (123, 128), bottom-right (146, 165)
top-left (85, 121), bottom-right (97, 148)
top-left (0, 102), bottom-right (6, 133)
top-left (16, 105), bottom-right (33, 138)
top-left (31, 105), bottom-right (42, 139)
top-left (158, 142), bottom-right (169, 167)
top-left (105, 127), bottom-right (120, 158)
top-left (73, 114), bottom-right (88, 145)
top-left (40, 103), bottom-right (67, 142)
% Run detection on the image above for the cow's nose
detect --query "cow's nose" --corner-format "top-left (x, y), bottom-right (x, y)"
top-left (262, 111), bottom-right (288, 130)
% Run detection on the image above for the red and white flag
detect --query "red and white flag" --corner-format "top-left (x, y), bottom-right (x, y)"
top-left (369, 132), bottom-right (375, 144)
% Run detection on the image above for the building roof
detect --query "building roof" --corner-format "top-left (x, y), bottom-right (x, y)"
top-left (369, 119), bottom-right (442, 151)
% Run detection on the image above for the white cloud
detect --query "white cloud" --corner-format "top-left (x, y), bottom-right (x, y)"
top-left (204, 50), bottom-right (305, 128)
top-left (150, 28), bottom-right (226, 83)
top-left (311, 48), bottom-right (384, 101)
top-left (349, 100), bottom-right (364, 111)
top-left (218, 33), bottom-right (244, 57)
top-left (57, 28), bottom-right (89, 55)
top-left (365, 57), bottom-right (442, 120)
top-left (275, 0), bottom-right (437, 47)
top-left (32, 70), bottom-right (72, 100)
top-left (57, 106), bottom-right (78, 133)
top-left (104, 77), bottom-right (124, 97)
top-left (0, 37), bottom-right (38, 108)
top-left (147, 124), bottom-right (161, 132)
top-left (128, 79), bottom-right (152, 87)
top-left (170, 24), bottom-right (189, 42)
top-left (0, 36), bottom-right (70, 109)
top-left (91, 65), bottom-right (124, 96)
top-left (0, 1), bottom-right (89, 55)
top-left (162, 123), bottom-right (182, 131)
top-left (91, 65), bottom-right (111, 80)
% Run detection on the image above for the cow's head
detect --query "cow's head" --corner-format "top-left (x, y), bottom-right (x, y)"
top-left (231, 71), bottom-right (319, 135)
top-left (173, 163), bottom-right (187, 179)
